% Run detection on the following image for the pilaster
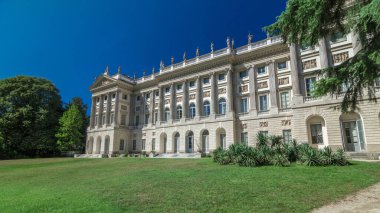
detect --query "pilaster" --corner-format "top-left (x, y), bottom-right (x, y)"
top-left (248, 65), bottom-right (257, 115)
top-left (268, 60), bottom-right (278, 114)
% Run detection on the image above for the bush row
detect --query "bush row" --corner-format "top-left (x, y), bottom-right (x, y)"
top-left (213, 133), bottom-right (349, 167)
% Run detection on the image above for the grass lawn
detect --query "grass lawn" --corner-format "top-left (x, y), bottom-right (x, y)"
top-left (0, 158), bottom-right (380, 213)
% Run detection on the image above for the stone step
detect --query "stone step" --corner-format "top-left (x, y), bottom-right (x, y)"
top-left (155, 153), bottom-right (202, 159)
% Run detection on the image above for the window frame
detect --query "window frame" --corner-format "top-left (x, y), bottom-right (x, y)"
top-left (258, 94), bottom-right (268, 112)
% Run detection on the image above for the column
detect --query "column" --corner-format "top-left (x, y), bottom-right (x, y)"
top-left (150, 90), bottom-right (155, 125)
top-left (268, 60), bottom-right (278, 114)
top-left (182, 81), bottom-right (188, 119)
top-left (290, 44), bottom-right (302, 96)
top-left (106, 93), bottom-right (111, 125)
top-left (318, 37), bottom-right (332, 69)
top-left (114, 91), bottom-right (120, 125)
top-left (98, 95), bottom-right (104, 128)
top-left (128, 94), bottom-right (135, 126)
top-left (158, 87), bottom-right (163, 123)
top-left (210, 73), bottom-right (216, 116)
top-left (233, 70), bottom-right (240, 114)
top-left (195, 77), bottom-right (202, 117)
top-left (226, 69), bottom-right (234, 114)
top-left (90, 96), bottom-right (96, 128)
top-left (141, 92), bottom-right (145, 125)
top-left (248, 65), bottom-right (257, 114)
top-left (170, 84), bottom-right (175, 121)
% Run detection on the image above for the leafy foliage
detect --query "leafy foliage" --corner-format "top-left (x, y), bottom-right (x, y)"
top-left (265, 0), bottom-right (380, 111)
top-left (56, 105), bottom-right (84, 152)
top-left (213, 134), bottom-right (349, 167)
top-left (66, 97), bottom-right (89, 152)
top-left (0, 76), bottom-right (63, 159)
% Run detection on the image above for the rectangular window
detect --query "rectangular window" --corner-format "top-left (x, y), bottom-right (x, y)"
top-left (165, 87), bottom-right (170, 94)
top-left (135, 115), bottom-right (139, 126)
top-left (145, 93), bottom-right (150, 99)
top-left (280, 91), bottom-right (290, 109)
top-left (239, 70), bottom-right (248, 79)
top-left (241, 132), bottom-right (248, 145)
top-left (375, 77), bottom-right (380, 87)
top-left (155, 91), bottom-right (159, 97)
top-left (123, 94), bottom-right (128, 100)
top-left (218, 73), bottom-right (225, 81)
top-left (259, 95), bottom-right (268, 111)
top-left (277, 62), bottom-right (287, 70)
top-left (132, 140), bottom-right (137, 151)
top-left (310, 124), bottom-right (323, 144)
top-left (121, 114), bottom-right (126, 125)
top-left (135, 106), bottom-right (140, 112)
top-left (305, 77), bottom-right (316, 97)
top-left (257, 66), bottom-right (266, 75)
top-left (154, 111), bottom-right (158, 124)
top-left (330, 32), bottom-right (347, 43)
top-left (136, 96), bottom-right (140, 101)
top-left (240, 98), bottom-right (248, 113)
top-left (141, 139), bottom-right (146, 150)
top-left (203, 77), bottom-right (210, 84)
top-left (112, 93), bottom-right (116, 99)
top-left (176, 84), bottom-right (182, 91)
top-left (95, 116), bottom-right (98, 126)
top-left (102, 115), bottom-right (106, 125)
top-left (110, 113), bottom-right (114, 124)
top-left (189, 81), bottom-right (195, 88)
top-left (282, 130), bottom-right (292, 143)
top-left (152, 139), bottom-right (156, 151)
top-left (145, 114), bottom-right (149, 124)
top-left (119, 139), bottom-right (125, 150)
top-left (259, 131), bottom-right (268, 137)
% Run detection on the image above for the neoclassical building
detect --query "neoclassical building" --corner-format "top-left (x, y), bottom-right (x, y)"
top-left (85, 31), bottom-right (380, 158)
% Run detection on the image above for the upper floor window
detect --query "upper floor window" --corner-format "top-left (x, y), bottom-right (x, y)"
top-left (189, 81), bottom-right (195, 88)
top-left (145, 93), bottom-right (150, 99)
top-left (277, 62), bottom-right (287, 70)
top-left (259, 94), bottom-right (268, 111)
top-left (176, 84), bottom-right (182, 91)
top-left (203, 78), bottom-right (210, 85)
top-left (218, 73), bottom-right (226, 81)
top-left (135, 106), bottom-right (140, 112)
top-left (300, 44), bottom-right (314, 52)
top-left (176, 105), bottom-right (182, 120)
top-left (280, 91), bottom-right (290, 109)
top-left (135, 115), bottom-right (139, 126)
top-left (257, 66), bottom-right (266, 75)
top-left (104, 96), bottom-right (108, 101)
top-left (123, 94), bottom-right (128, 100)
top-left (259, 131), bottom-right (268, 137)
top-left (189, 103), bottom-right (196, 118)
top-left (239, 70), bottom-right (248, 79)
top-left (155, 91), bottom-right (159, 97)
top-left (305, 77), bottom-right (316, 97)
top-left (144, 114), bottom-right (149, 124)
top-left (165, 87), bottom-right (170, 94)
top-left (240, 98), bottom-right (248, 113)
top-left (112, 93), bottom-right (116, 99)
top-left (96, 97), bottom-right (100, 102)
top-left (136, 95), bottom-right (140, 101)
top-left (164, 108), bottom-right (170, 121)
top-left (218, 98), bottom-right (226, 115)
top-left (203, 101), bottom-right (210, 117)
top-left (330, 32), bottom-right (347, 43)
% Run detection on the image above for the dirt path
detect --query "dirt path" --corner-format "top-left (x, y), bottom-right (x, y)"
top-left (312, 182), bottom-right (380, 213)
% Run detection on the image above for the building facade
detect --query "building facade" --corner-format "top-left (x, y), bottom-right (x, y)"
top-left (85, 32), bottom-right (380, 157)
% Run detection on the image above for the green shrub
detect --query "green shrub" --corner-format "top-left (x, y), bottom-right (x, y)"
top-left (333, 148), bottom-right (349, 166)
top-left (228, 144), bottom-right (248, 163)
top-left (269, 135), bottom-right (283, 149)
top-left (237, 146), bottom-right (258, 167)
top-left (272, 153), bottom-right (290, 167)
top-left (256, 132), bottom-right (268, 149)
top-left (301, 146), bottom-right (323, 166)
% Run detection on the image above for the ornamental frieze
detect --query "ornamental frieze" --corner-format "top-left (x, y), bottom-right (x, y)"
top-left (121, 105), bottom-right (128, 110)
top-left (302, 59), bottom-right (317, 70)
top-left (176, 97), bottom-right (183, 102)
top-left (258, 81), bottom-right (268, 89)
top-left (239, 85), bottom-right (248, 93)
top-left (333, 52), bottom-right (349, 64)
top-left (189, 94), bottom-right (196, 100)
top-left (165, 99), bottom-right (170, 104)
top-left (281, 120), bottom-right (291, 126)
top-left (203, 91), bottom-right (210, 97)
top-left (241, 123), bottom-right (247, 129)
top-left (278, 77), bottom-right (289, 85)
top-left (218, 88), bottom-right (226, 94)
top-left (259, 121), bottom-right (268, 127)
top-left (155, 103), bottom-right (158, 108)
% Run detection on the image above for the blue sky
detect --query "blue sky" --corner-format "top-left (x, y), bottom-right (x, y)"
top-left (0, 0), bottom-right (287, 113)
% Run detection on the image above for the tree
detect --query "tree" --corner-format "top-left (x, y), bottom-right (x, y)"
top-left (0, 76), bottom-right (62, 159)
top-left (66, 97), bottom-right (89, 152)
top-left (56, 105), bottom-right (84, 152)
top-left (265, 0), bottom-right (380, 111)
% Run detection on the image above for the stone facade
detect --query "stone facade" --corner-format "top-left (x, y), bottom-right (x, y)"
top-left (86, 32), bottom-right (380, 156)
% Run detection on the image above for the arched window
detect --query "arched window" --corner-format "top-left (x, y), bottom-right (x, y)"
top-left (218, 98), bottom-right (226, 115)
top-left (189, 103), bottom-right (196, 118)
top-left (203, 101), bottom-right (210, 117)
top-left (164, 108), bottom-right (170, 121)
top-left (176, 105), bottom-right (182, 120)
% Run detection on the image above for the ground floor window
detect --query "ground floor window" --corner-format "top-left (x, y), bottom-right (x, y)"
top-left (133, 140), bottom-right (137, 151)
top-left (119, 139), bottom-right (125, 150)
top-left (241, 132), bottom-right (248, 145)
top-left (310, 124), bottom-right (323, 144)
top-left (152, 139), bottom-right (156, 151)
top-left (282, 130), bottom-right (292, 143)
top-left (110, 113), bottom-right (114, 124)
top-left (142, 139), bottom-right (146, 151)
top-left (259, 131), bottom-right (268, 137)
